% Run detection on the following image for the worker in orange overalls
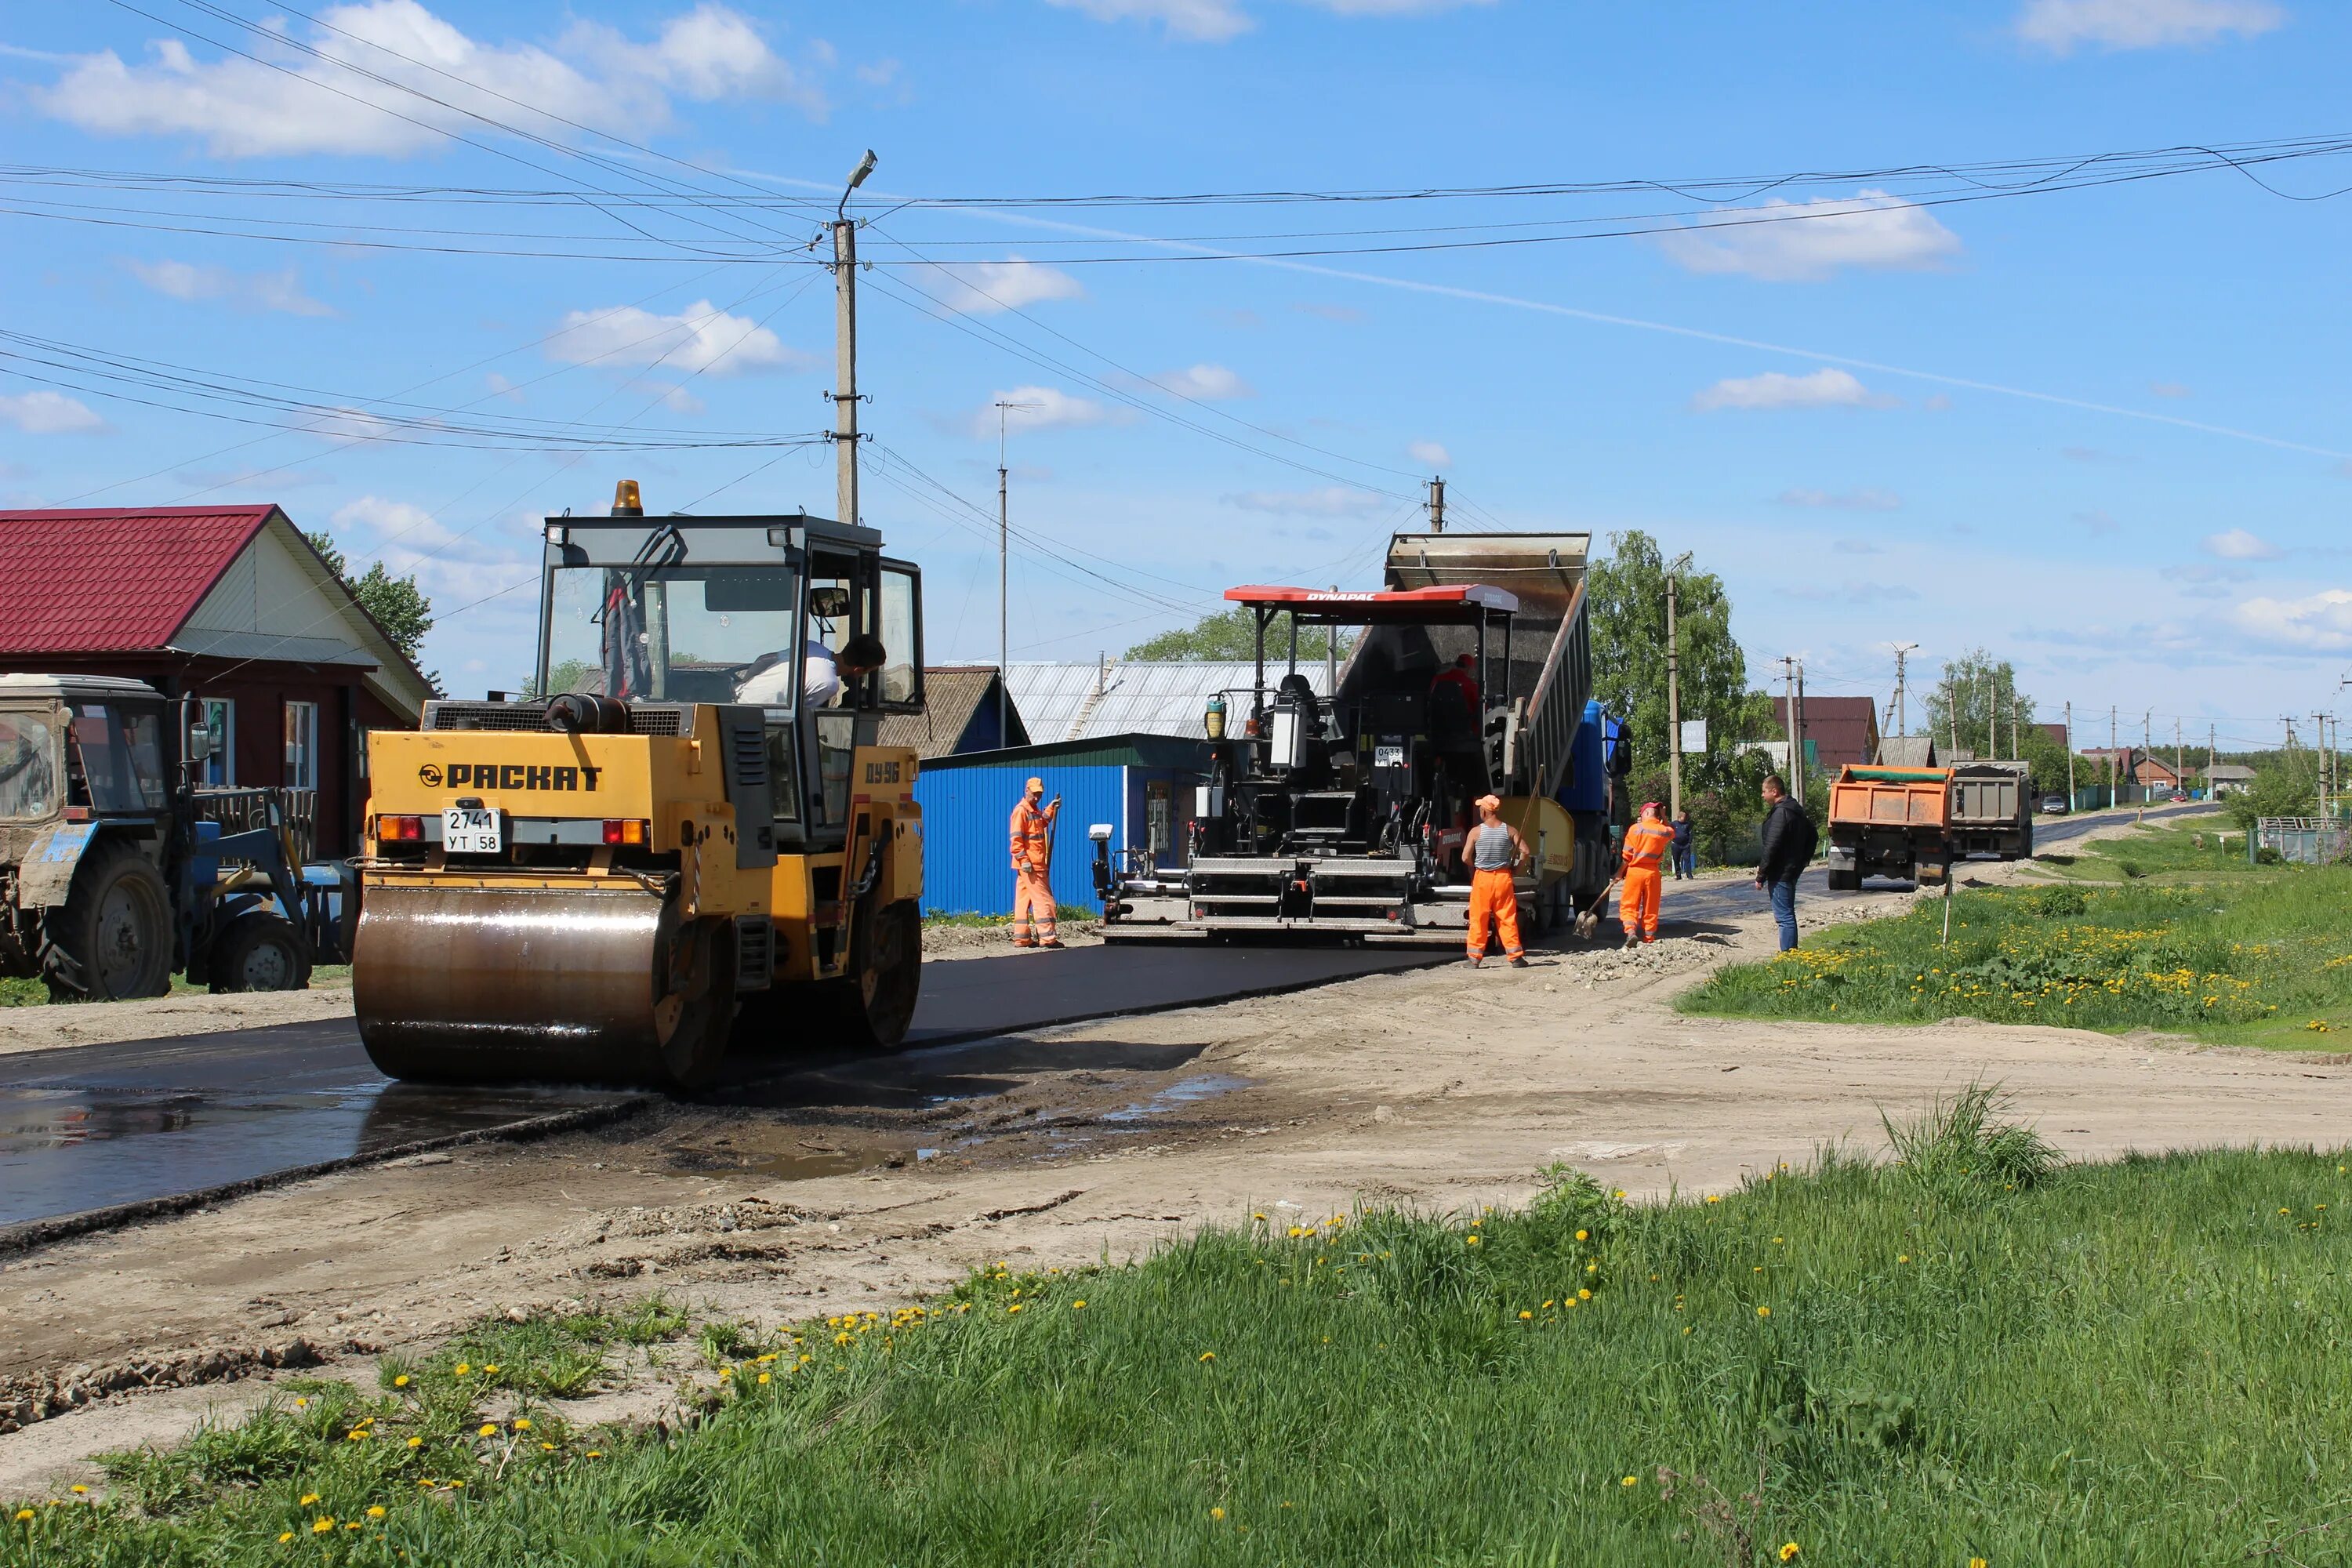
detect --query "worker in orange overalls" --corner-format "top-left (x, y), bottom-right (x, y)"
top-left (1009, 775), bottom-right (1062, 949)
top-left (1617, 800), bottom-right (1675, 947)
top-left (1459, 793), bottom-right (1530, 969)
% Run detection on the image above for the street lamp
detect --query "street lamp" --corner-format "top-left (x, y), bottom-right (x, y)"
top-left (1665, 552), bottom-right (1693, 819)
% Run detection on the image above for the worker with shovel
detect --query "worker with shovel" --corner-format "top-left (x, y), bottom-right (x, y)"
top-left (1617, 800), bottom-right (1675, 947)
top-left (1010, 776), bottom-right (1063, 949)
top-left (1461, 793), bottom-right (1530, 969)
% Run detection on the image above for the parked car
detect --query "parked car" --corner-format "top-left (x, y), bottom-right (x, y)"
top-left (2167, 791), bottom-right (2189, 803)
top-left (2038, 793), bottom-right (2070, 815)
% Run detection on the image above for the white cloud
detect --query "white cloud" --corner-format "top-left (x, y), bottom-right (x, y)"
top-left (1777, 486), bottom-right (1902, 511)
top-left (2229, 588), bottom-right (2352, 652)
top-left (1149, 363), bottom-right (1253, 400)
top-left (855, 57), bottom-right (901, 85)
top-left (310, 407), bottom-right (401, 446)
top-left (1691, 368), bottom-right (1899, 412)
top-left (972, 386), bottom-right (1132, 436)
top-left (1044, 0), bottom-right (1253, 40)
top-left (330, 495), bottom-right (531, 597)
top-left (483, 372), bottom-right (525, 405)
top-left (546, 299), bottom-right (813, 377)
top-left (2202, 527), bottom-right (2281, 561)
top-left (2164, 561), bottom-right (2250, 584)
top-left (0, 391), bottom-right (107, 434)
top-left (32, 1), bottom-right (818, 160)
top-left (1659, 190), bottom-right (1962, 283)
top-left (2016, 0), bottom-right (2283, 53)
top-left (123, 258), bottom-right (333, 317)
top-left (1785, 580), bottom-right (1922, 604)
top-left (1221, 486), bottom-right (1387, 517)
top-left (1408, 440), bottom-right (1452, 469)
top-left (2149, 380), bottom-right (2192, 397)
top-left (1044, 0), bottom-right (1491, 40)
top-left (927, 260), bottom-right (1085, 315)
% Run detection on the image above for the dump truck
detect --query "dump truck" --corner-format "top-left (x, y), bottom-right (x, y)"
top-left (1825, 764), bottom-right (1953, 890)
top-left (1097, 530), bottom-right (1624, 942)
top-left (1948, 761), bottom-right (2034, 861)
top-left (352, 481), bottom-right (926, 1089)
top-left (0, 673), bottom-right (347, 999)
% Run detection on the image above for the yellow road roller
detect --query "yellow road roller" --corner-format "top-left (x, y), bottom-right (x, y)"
top-left (353, 481), bottom-right (927, 1087)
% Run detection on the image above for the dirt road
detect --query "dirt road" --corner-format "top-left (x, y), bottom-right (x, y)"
top-left (8, 811), bottom-right (2342, 1494)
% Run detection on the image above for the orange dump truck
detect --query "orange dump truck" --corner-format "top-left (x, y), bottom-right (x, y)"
top-left (1825, 765), bottom-right (1952, 891)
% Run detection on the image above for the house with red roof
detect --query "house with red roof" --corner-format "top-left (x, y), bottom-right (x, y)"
top-left (1769, 694), bottom-right (1882, 773)
top-left (0, 505), bottom-right (434, 854)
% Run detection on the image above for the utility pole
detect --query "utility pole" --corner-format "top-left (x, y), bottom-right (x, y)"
top-left (992, 397), bottom-right (1038, 748)
top-left (2173, 717), bottom-right (2183, 800)
top-left (2318, 711), bottom-right (2332, 818)
top-left (1665, 553), bottom-right (1691, 818)
top-left (1780, 656), bottom-right (1802, 800)
top-left (1986, 666), bottom-right (1997, 760)
top-left (2208, 721), bottom-right (2216, 800)
top-left (2065, 700), bottom-right (2076, 806)
top-left (1325, 586), bottom-right (1338, 695)
top-left (1426, 476), bottom-right (1446, 533)
top-left (1890, 644), bottom-right (1916, 761)
top-left (2109, 706), bottom-right (2118, 811)
top-left (2139, 709), bottom-right (2151, 824)
top-left (828, 150), bottom-right (876, 532)
top-left (1795, 660), bottom-right (1809, 801)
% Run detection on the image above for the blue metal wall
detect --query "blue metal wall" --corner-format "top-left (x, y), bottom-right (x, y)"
top-left (913, 762), bottom-right (1132, 916)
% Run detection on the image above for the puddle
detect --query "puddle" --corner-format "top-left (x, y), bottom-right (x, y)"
top-left (1101, 1073), bottom-right (1254, 1125)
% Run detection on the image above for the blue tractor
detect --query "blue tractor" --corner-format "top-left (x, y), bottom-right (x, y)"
top-left (0, 673), bottom-right (351, 1000)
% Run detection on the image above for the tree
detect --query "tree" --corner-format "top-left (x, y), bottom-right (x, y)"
top-left (1587, 530), bottom-right (1773, 803)
top-left (2224, 753), bottom-right (2320, 831)
top-left (307, 530), bottom-right (434, 666)
top-left (1125, 606), bottom-right (1352, 663)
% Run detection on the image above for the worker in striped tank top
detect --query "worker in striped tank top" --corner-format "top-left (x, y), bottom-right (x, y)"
top-left (1460, 793), bottom-right (1530, 969)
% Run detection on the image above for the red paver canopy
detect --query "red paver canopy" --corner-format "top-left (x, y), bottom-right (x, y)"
top-left (0, 506), bottom-right (276, 654)
top-left (1222, 583), bottom-right (1517, 622)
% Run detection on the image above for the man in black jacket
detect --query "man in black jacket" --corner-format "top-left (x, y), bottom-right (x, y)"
top-left (1753, 773), bottom-right (1816, 951)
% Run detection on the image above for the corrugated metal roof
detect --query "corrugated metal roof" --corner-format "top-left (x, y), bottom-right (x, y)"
top-left (0, 506), bottom-right (274, 654)
top-left (1006, 660), bottom-right (1331, 744)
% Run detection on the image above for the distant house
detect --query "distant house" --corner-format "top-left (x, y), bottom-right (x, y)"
top-left (1007, 660), bottom-right (1331, 744)
top-left (1769, 695), bottom-right (1880, 772)
top-left (0, 505), bottom-right (434, 855)
top-left (2205, 764), bottom-right (2256, 796)
top-left (877, 666), bottom-right (1028, 759)
top-left (2082, 747), bottom-right (2181, 790)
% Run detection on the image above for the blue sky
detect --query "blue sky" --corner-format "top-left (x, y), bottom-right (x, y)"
top-left (2, 0), bottom-right (2347, 751)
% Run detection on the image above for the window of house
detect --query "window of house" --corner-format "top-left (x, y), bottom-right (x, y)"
top-left (197, 699), bottom-right (234, 786)
top-left (283, 700), bottom-right (318, 790)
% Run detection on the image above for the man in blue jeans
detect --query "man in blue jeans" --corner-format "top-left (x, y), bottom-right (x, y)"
top-left (1753, 773), bottom-right (1816, 952)
top-left (1670, 808), bottom-right (1696, 880)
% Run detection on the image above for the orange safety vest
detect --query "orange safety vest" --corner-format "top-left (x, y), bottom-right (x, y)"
top-left (1621, 819), bottom-right (1674, 871)
top-left (1011, 799), bottom-right (1053, 871)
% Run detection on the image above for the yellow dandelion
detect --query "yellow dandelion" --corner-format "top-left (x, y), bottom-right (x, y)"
top-left (1574, 1229), bottom-right (1588, 1241)
top-left (1073, 1300), bottom-right (1087, 1310)
top-left (1008, 1303), bottom-right (1025, 1314)
top-left (278, 1531), bottom-right (294, 1542)
top-left (586, 1450), bottom-right (603, 1459)
top-left (757, 1372), bottom-right (771, 1385)
top-left (1578, 1288), bottom-right (1592, 1301)
top-left (1465, 1234), bottom-right (1482, 1247)
top-left (1756, 1306), bottom-right (1772, 1318)
top-left (366, 1507), bottom-right (387, 1520)
top-left (312, 1519), bottom-right (335, 1535)
top-left (406, 1436), bottom-right (423, 1450)
top-left (477, 1424), bottom-right (498, 1439)
top-left (293, 1398), bottom-right (308, 1409)
top-left (483, 1364), bottom-right (501, 1375)
top-left (511, 1418), bottom-right (530, 1432)
top-left (68, 1486), bottom-right (86, 1496)
top-left (1210, 1507), bottom-right (1226, 1521)
top-left (1780, 1544), bottom-right (1800, 1563)
top-left (300, 1494), bottom-right (320, 1507)
top-left (392, 1374), bottom-right (409, 1388)
top-left (1970, 1559), bottom-right (1988, 1568)
top-left (453, 1363), bottom-right (470, 1377)
top-left (1519, 1310), bottom-right (1534, 1320)
top-left (1621, 1475), bottom-right (1639, 1487)
top-left (14, 1509), bottom-right (34, 1523)
top-left (1199, 1352), bottom-right (1217, 1362)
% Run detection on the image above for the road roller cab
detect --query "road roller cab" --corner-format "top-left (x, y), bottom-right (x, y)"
top-left (355, 483), bottom-right (927, 1090)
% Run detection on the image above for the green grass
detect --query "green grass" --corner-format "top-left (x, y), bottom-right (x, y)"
top-left (17, 1102), bottom-right (2352, 1564)
top-left (0, 966), bottom-right (354, 1009)
top-left (1680, 824), bottom-right (2352, 1048)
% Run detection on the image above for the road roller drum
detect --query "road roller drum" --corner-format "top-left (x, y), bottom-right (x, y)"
top-left (354, 884), bottom-right (735, 1088)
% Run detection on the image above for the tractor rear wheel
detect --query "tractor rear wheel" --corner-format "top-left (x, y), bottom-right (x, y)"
top-left (42, 842), bottom-right (172, 1001)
